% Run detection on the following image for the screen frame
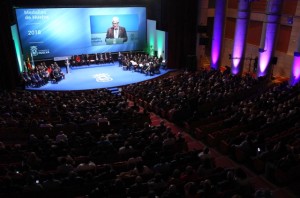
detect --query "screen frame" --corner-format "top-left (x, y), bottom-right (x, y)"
top-left (14, 6), bottom-right (148, 61)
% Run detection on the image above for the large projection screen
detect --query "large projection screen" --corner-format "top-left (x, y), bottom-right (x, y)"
top-left (15, 7), bottom-right (147, 60)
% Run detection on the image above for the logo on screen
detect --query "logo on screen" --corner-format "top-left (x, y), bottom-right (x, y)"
top-left (30, 46), bottom-right (38, 56)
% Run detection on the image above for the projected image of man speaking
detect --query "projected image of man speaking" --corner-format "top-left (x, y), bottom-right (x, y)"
top-left (106, 16), bottom-right (128, 43)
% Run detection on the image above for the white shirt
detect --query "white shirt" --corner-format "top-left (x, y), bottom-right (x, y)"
top-left (114, 28), bottom-right (119, 38)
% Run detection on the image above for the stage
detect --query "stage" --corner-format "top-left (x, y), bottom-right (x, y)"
top-left (26, 62), bottom-right (173, 91)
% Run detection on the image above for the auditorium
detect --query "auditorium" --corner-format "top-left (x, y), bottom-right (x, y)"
top-left (0, 0), bottom-right (299, 197)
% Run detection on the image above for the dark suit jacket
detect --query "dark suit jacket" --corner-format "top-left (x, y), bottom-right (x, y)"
top-left (106, 26), bottom-right (128, 42)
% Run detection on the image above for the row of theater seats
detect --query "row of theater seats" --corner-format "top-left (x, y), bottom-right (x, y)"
top-left (1, 69), bottom-right (296, 197)
top-left (0, 86), bottom-right (262, 198)
top-left (121, 69), bottom-right (300, 190)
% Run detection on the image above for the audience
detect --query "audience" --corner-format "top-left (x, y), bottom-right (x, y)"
top-left (1, 66), bottom-right (299, 198)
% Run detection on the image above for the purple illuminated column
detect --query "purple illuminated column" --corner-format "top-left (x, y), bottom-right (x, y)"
top-left (211, 0), bottom-right (227, 70)
top-left (257, 0), bottom-right (283, 77)
top-left (231, 0), bottom-right (251, 75)
top-left (290, 34), bottom-right (300, 85)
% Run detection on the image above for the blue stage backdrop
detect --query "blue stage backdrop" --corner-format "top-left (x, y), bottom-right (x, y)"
top-left (15, 7), bottom-right (146, 60)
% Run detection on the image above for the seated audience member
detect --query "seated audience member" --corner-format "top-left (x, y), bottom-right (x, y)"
top-left (75, 160), bottom-right (96, 173)
top-left (180, 165), bottom-right (198, 182)
top-left (119, 160), bottom-right (152, 179)
top-left (161, 184), bottom-right (181, 198)
top-left (118, 141), bottom-right (135, 160)
top-left (57, 153), bottom-right (75, 167)
top-left (57, 157), bottom-right (74, 175)
top-left (234, 168), bottom-right (254, 197)
top-left (127, 176), bottom-right (149, 197)
top-left (162, 132), bottom-right (176, 150)
top-left (127, 156), bottom-right (143, 169)
top-left (109, 178), bottom-right (127, 197)
top-left (25, 152), bottom-right (42, 170)
top-left (232, 135), bottom-right (256, 157)
top-left (61, 171), bottom-right (84, 188)
top-left (254, 189), bottom-right (273, 198)
top-left (147, 173), bottom-right (168, 195)
top-left (198, 147), bottom-right (214, 166)
top-left (276, 153), bottom-right (298, 170)
top-left (42, 173), bottom-right (62, 192)
top-left (55, 131), bottom-right (68, 144)
top-left (39, 120), bottom-right (53, 128)
top-left (184, 182), bottom-right (199, 198)
top-left (23, 175), bottom-right (44, 193)
top-left (152, 157), bottom-right (171, 179)
top-left (156, 120), bottom-right (167, 133)
top-left (217, 169), bottom-right (238, 192)
top-left (131, 161), bottom-right (153, 178)
top-left (198, 179), bottom-right (217, 198)
top-left (176, 132), bottom-right (188, 152)
top-left (167, 169), bottom-right (184, 191)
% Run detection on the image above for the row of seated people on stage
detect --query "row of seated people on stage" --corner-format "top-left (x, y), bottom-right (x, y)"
top-left (70, 53), bottom-right (114, 66)
top-left (20, 62), bottom-right (65, 88)
top-left (119, 52), bottom-right (166, 76)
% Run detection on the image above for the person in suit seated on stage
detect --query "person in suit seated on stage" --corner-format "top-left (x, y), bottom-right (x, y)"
top-left (149, 62), bottom-right (155, 76)
top-left (70, 56), bottom-right (76, 66)
top-left (53, 62), bottom-right (65, 79)
top-left (95, 53), bottom-right (100, 64)
top-left (80, 55), bottom-right (85, 66)
top-left (75, 55), bottom-right (81, 66)
top-left (153, 59), bottom-right (161, 74)
top-left (130, 60), bottom-right (138, 71)
top-left (99, 53), bottom-right (104, 64)
top-left (50, 63), bottom-right (64, 83)
top-left (158, 55), bottom-right (163, 64)
top-left (88, 54), bottom-right (95, 65)
top-left (83, 54), bottom-right (89, 65)
top-left (21, 72), bottom-right (32, 87)
top-left (106, 16), bottom-right (128, 43)
top-left (108, 52), bottom-right (114, 64)
top-left (104, 53), bottom-right (109, 63)
top-left (122, 59), bottom-right (130, 71)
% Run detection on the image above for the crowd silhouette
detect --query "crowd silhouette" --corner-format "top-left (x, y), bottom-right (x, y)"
top-left (0, 67), bottom-right (299, 198)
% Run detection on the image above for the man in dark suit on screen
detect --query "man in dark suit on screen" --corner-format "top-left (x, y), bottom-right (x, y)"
top-left (106, 16), bottom-right (128, 43)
